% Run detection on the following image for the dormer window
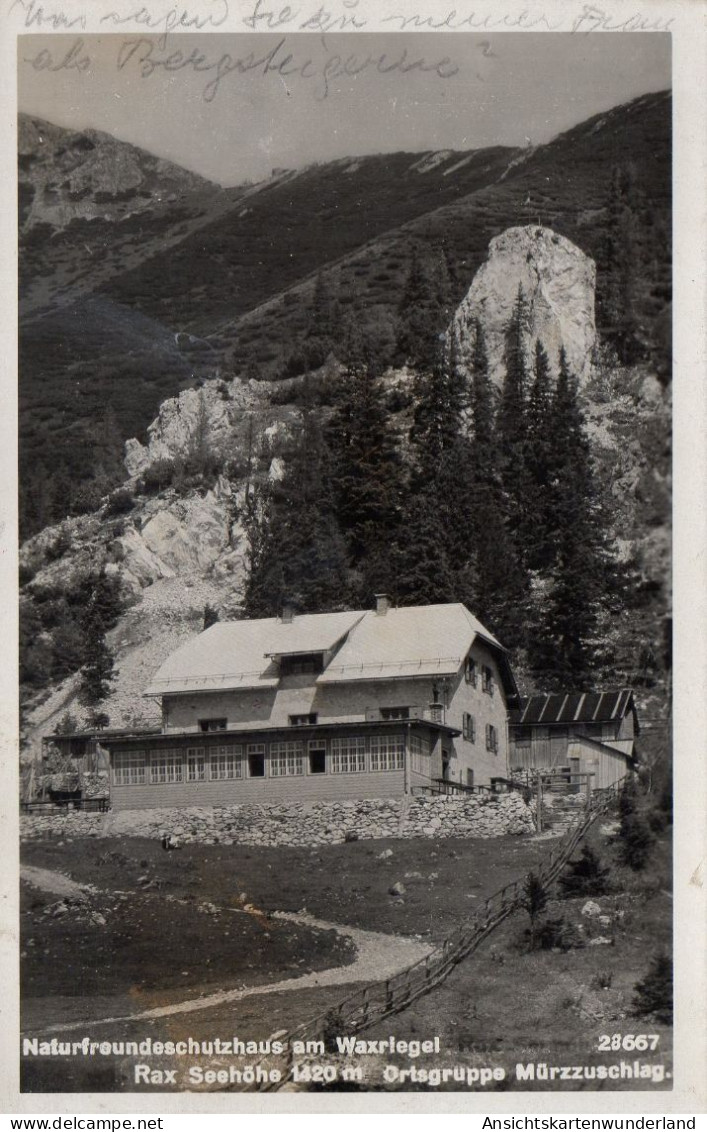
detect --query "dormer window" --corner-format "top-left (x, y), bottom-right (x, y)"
top-left (199, 718), bottom-right (227, 732)
top-left (289, 713), bottom-right (318, 726)
top-left (279, 653), bottom-right (324, 676)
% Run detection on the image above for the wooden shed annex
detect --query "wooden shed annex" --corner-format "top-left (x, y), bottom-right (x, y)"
top-left (508, 688), bottom-right (639, 790)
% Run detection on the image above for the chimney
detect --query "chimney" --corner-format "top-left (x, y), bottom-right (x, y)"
top-left (374, 594), bottom-right (390, 616)
top-left (281, 603), bottom-right (295, 624)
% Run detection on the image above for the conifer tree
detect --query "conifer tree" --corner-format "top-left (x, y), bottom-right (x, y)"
top-left (394, 486), bottom-right (459, 606)
top-left (522, 339), bottom-right (555, 571)
top-left (395, 244), bottom-right (445, 371)
top-left (243, 405), bottom-right (349, 617)
top-left (409, 335), bottom-right (466, 485)
top-left (601, 165), bottom-right (644, 363)
top-left (528, 349), bottom-right (615, 685)
top-left (497, 288), bottom-right (531, 551)
top-left (469, 320), bottom-right (497, 455)
top-left (78, 571), bottom-right (119, 707)
top-left (454, 323), bottom-right (527, 652)
top-left (327, 348), bottom-right (406, 586)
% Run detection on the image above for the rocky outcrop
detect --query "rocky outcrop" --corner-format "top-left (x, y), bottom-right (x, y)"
top-left (18, 113), bottom-right (213, 232)
top-left (124, 378), bottom-right (274, 478)
top-left (451, 225), bottom-right (596, 384)
top-left (21, 792), bottom-right (536, 846)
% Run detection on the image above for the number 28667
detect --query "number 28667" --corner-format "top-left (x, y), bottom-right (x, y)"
top-left (597, 1034), bottom-right (660, 1052)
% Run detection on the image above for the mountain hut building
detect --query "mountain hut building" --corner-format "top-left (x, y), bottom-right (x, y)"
top-left (105, 599), bottom-right (518, 810)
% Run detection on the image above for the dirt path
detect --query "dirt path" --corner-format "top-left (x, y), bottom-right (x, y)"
top-left (26, 910), bottom-right (431, 1036)
top-left (21, 865), bottom-right (90, 902)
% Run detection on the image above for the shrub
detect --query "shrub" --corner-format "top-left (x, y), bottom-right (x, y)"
top-left (70, 482), bottom-right (104, 516)
top-left (537, 916), bottom-right (584, 951)
top-left (521, 871), bottom-right (548, 950)
top-left (633, 953), bottom-right (672, 1024)
top-left (45, 529), bottom-right (72, 561)
top-left (87, 710), bottom-right (110, 730)
top-left (617, 811), bottom-right (655, 871)
top-left (203, 604), bottom-right (219, 631)
top-left (618, 776), bottom-right (639, 821)
top-left (104, 487), bottom-right (135, 517)
top-left (55, 711), bottom-right (80, 735)
top-left (590, 970), bottom-right (614, 991)
top-left (139, 458), bottom-right (179, 494)
top-left (558, 845), bottom-right (612, 898)
top-left (19, 561), bottom-right (37, 586)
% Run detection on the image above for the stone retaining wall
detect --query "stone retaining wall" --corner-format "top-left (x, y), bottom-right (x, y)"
top-left (20, 792), bottom-right (536, 846)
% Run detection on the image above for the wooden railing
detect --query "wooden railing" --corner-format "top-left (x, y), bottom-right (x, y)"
top-left (246, 774), bottom-right (628, 1091)
top-left (20, 797), bottom-right (109, 814)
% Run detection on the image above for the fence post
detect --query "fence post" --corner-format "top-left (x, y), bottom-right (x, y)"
top-left (385, 979), bottom-right (393, 1013)
top-left (361, 986), bottom-right (369, 1025)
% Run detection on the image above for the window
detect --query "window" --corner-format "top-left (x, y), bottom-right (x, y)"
top-left (247, 743), bottom-right (265, 778)
top-left (464, 656), bottom-right (477, 686)
top-left (280, 654), bottom-right (324, 676)
top-left (289, 713), bottom-right (318, 726)
top-left (370, 735), bottom-right (405, 772)
top-left (199, 718), bottom-right (227, 732)
top-left (462, 713), bottom-right (476, 743)
top-left (270, 741), bottom-right (304, 777)
top-left (466, 769), bottom-right (475, 789)
top-left (482, 666), bottom-right (495, 696)
top-left (410, 734), bottom-right (430, 774)
top-left (210, 745), bottom-right (243, 780)
top-left (150, 749), bottom-right (183, 784)
top-left (187, 747), bottom-right (206, 781)
top-left (485, 724), bottom-right (499, 753)
top-left (513, 726), bottom-right (532, 747)
top-left (114, 751), bottom-right (146, 785)
top-left (380, 706), bottom-right (410, 720)
top-left (308, 741), bottom-right (327, 774)
top-left (330, 737), bottom-right (366, 774)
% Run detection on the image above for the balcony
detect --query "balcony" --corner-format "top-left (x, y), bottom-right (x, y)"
top-left (364, 704), bottom-right (446, 724)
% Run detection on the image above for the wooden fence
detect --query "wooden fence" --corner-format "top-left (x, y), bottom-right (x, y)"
top-left (248, 777), bottom-right (626, 1091)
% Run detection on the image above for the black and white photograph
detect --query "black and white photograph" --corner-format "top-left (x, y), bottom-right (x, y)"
top-left (4, 3), bottom-right (706, 1113)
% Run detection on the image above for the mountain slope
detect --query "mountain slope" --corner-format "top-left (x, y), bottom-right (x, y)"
top-left (18, 91), bottom-right (671, 540)
top-left (221, 90), bottom-right (670, 380)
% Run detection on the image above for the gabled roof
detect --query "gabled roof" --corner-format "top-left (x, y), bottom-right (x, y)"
top-left (317, 603), bottom-right (504, 684)
top-left (144, 610), bottom-right (365, 695)
top-left (509, 689), bottom-right (638, 728)
top-left (144, 603), bottom-right (512, 697)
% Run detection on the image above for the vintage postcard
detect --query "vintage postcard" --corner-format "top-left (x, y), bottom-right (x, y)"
top-left (2, 0), bottom-right (705, 1117)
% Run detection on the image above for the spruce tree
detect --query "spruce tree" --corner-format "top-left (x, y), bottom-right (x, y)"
top-left (395, 486), bottom-right (458, 606)
top-left (633, 954), bottom-right (672, 1024)
top-left (243, 406), bottom-right (350, 617)
top-left (78, 571), bottom-right (118, 707)
top-left (327, 348), bottom-right (406, 589)
top-left (497, 288), bottom-right (531, 552)
top-left (395, 244), bottom-right (446, 371)
top-left (528, 349), bottom-right (614, 686)
top-left (409, 335), bottom-right (466, 485)
top-left (522, 340), bottom-right (555, 571)
top-left (601, 165), bottom-right (643, 363)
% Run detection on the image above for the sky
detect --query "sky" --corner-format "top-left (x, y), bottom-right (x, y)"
top-left (18, 32), bottom-right (671, 186)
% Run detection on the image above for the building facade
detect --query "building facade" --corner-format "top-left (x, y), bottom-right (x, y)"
top-left (106, 599), bottom-right (519, 810)
top-left (508, 689), bottom-right (639, 790)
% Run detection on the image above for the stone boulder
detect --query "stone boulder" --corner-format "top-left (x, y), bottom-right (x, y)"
top-left (451, 225), bottom-right (596, 385)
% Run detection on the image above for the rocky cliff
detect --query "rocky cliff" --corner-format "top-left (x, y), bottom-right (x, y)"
top-left (19, 224), bottom-right (669, 758)
top-left (451, 225), bottom-right (596, 383)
